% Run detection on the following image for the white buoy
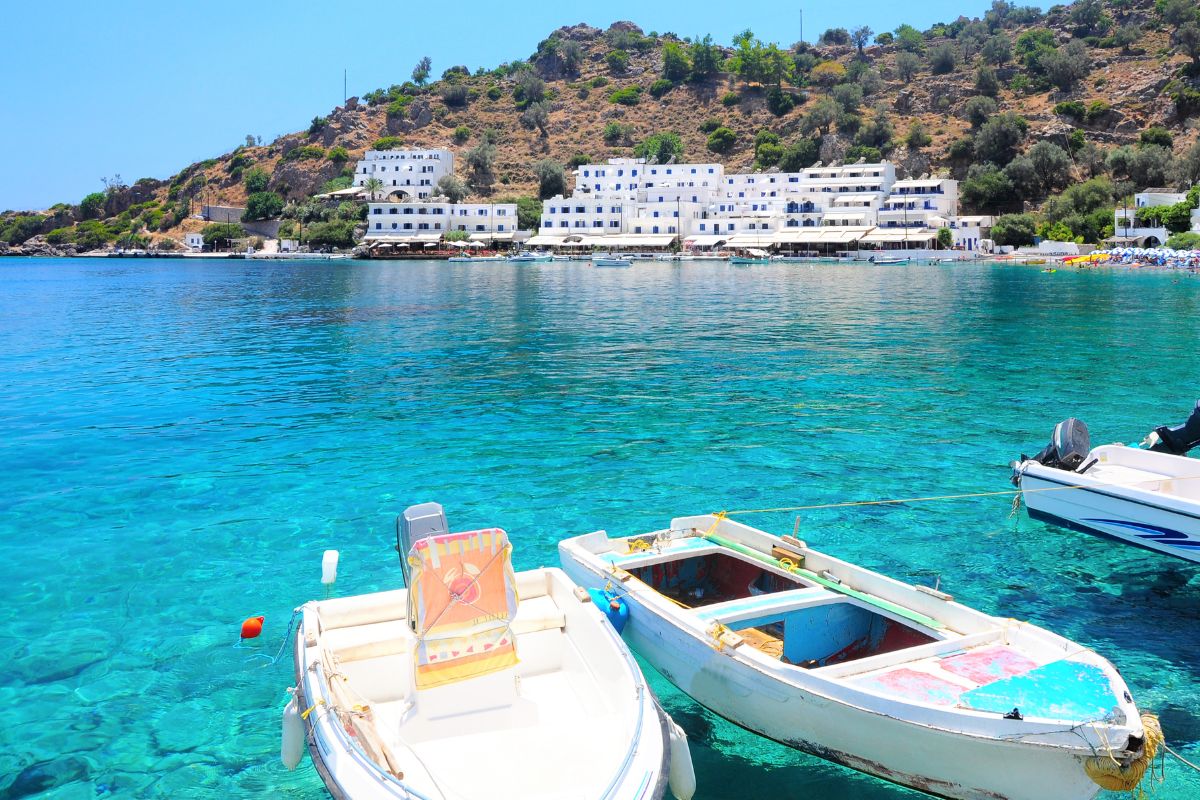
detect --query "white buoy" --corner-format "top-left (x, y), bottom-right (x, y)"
top-left (281, 687), bottom-right (305, 770)
top-left (668, 719), bottom-right (696, 800)
top-left (321, 550), bottom-right (339, 586)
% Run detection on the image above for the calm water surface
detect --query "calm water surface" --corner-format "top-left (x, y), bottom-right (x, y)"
top-left (1, 257), bottom-right (1198, 798)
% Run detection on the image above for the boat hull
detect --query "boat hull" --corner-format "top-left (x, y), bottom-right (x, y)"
top-left (1016, 463), bottom-right (1200, 564)
top-left (560, 554), bottom-right (1112, 800)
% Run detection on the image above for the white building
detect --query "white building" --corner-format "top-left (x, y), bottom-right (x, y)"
top-left (353, 148), bottom-right (454, 201)
top-left (184, 232), bottom-right (204, 251)
top-left (533, 158), bottom-right (978, 252)
top-left (365, 200), bottom-right (520, 246)
top-left (1112, 190), bottom-right (1192, 247)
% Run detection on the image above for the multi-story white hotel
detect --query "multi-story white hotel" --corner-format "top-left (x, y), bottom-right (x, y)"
top-left (1112, 189), bottom-right (1200, 248)
top-left (365, 200), bottom-right (520, 242)
top-left (353, 148), bottom-right (454, 200)
top-left (532, 157), bottom-right (984, 251)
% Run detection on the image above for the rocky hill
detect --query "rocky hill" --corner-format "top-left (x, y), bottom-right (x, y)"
top-left (3, 0), bottom-right (1199, 253)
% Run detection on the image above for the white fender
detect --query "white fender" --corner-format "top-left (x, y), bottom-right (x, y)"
top-left (321, 550), bottom-right (339, 585)
top-left (668, 719), bottom-right (696, 800)
top-left (281, 688), bottom-right (305, 770)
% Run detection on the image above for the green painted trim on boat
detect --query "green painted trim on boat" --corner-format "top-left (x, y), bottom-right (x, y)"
top-left (701, 530), bottom-right (946, 631)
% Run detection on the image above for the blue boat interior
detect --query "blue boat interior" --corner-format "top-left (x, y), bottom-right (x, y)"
top-left (630, 550), bottom-right (935, 667)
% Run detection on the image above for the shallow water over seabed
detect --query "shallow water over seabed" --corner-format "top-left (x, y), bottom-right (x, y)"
top-left (1, 257), bottom-right (1198, 799)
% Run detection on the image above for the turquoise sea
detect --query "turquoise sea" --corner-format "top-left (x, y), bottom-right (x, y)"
top-left (1, 257), bottom-right (1198, 799)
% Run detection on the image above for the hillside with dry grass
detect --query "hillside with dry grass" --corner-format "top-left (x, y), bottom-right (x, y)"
top-left (3, 0), bottom-right (1200, 253)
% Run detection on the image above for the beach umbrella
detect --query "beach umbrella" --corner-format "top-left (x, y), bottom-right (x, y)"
top-left (396, 242), bottom-right (409, 248)
top-left (423, 241), bottom-right (438, 248)
top-left (467, 241), bottom-right (485, 248)
top-left (448, 241), bottom-right (467, 248)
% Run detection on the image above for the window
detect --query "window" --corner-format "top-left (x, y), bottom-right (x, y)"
top-left (476, 224), bottom-right (485, 231)
top-left (609, 220), bottom-right (619, 227)
top-left (700, 223), bottom-right (706, 231)
top-left (498, 224), bottom-right (505, 231)
top-left (391, 222), bottom-right (398, 229)
top-left (374, 223), bottom-right (381, 229)
top-left (388, 208), bottom-right (397, 214)
top-left (652, 225), bottom-right (660, 233)
top-left (404, 223), bottom-right (412, 230)
top-left (372, 208), bottom-right (382, 215)
top-left (418, 223), bottom-right (429, 230)
top-left (593, 220), bottom-right (603, 227)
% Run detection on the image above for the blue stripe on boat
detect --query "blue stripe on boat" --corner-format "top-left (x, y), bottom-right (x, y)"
top-left (1083, 519), bottom-right (1200, 549)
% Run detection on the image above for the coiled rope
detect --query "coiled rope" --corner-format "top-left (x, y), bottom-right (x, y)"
top-left (1084, 713), bottom-right (1163, 792)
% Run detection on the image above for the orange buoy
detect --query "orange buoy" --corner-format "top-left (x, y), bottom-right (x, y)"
top-left (241, 616), bottom-right (265, 640)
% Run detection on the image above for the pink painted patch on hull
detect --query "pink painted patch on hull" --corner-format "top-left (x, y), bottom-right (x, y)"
top-left (854, 668), bottom-right (964, 706)
top-left (940, 645), bottom-right (1037, 686)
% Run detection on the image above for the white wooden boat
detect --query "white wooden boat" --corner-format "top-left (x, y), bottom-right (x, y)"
top-left (871, 257), bottom-right (910, 265)
top-left (593, 254), bottom-right (632, 267)
top-left (1012, 411), bottom-right (1200, 564)
top-left (559, 514), bottom-right (1157, 800)
top-left (286, 503), bottom-right (692, 800)
top-left (507, 252), bottom-right (552, 263)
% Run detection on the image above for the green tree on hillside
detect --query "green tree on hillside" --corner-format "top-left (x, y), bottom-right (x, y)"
top-left (412, 56), bottom-right (432, 86)
top-left (662, 41), bottom-right (691, 81)
top-left (202, 222), bottom-right (244, 250)
top-left (80, 192), bottom-right (106, 220)
top-left (688, 34), bottom-right (722, 80)
top-left (634, 131), bottom-right (684, 163)
top-left (533, 160), bottom-right (566, 199)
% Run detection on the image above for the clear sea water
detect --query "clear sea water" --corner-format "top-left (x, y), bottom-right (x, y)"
top-left (1, 256), bottom-right (1198, 800)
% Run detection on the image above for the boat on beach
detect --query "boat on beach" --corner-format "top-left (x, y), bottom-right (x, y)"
top-left (1012, 409), bottom-right (1200, 564)
top-left (559, 514), bottom-right (1156, 800)
top-left (286, 503), bottom-right (693, 800)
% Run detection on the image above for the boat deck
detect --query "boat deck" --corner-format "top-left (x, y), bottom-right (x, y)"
top-left (314, 592), bottom-right (638, 799)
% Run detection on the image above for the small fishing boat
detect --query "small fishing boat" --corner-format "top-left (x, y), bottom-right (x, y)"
top-left (287, 503), bottom-right (694, 800)
top-left (730, 248), bottom-right (771, 265)
top-left (593, 254), bottom-right (632, 267)
top-left (507, 252), bottom-right (552, 263)
top-left (559, 514), bottom-right (1156, 800)
top-left (1012, 408), bottom-right (1200, 564)
top-left (870, 256), bottom-right (910, 266)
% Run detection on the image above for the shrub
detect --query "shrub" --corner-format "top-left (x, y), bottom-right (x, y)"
top-left (1085, 100), bottom-right (1111, 123)
top-left (975, 66), bottom-right (1000, 97)
top-left (606, 49), bottom-right (630, 74)
top-left (634, 132), bottom-right (684, 163)
top-left (777, 137), bottom-right (820, 171)
top-left (766, 86), bottom-right (798, 116)
top-left (904, 121), bottom-right (932, 150)
top-left (308, 116), bottom-right (328, 134)
top-left (386, 95), bottom-right (414, 116)
top-left (1054, 100), bottom-right (1087, 119)
top-left (372, 136), bottom-right (404, 151)
top-left (603, 122), bottom-right (633, 145)
top-left (437, 175), bottom-right (468, 203)
top-left (845, 144), bottom-right (882, 162)
top-left (875, 32), bottom-right (894, 45)
top-left (663, 41), bottom-right (691, 81)
top-left (928, 43), bottom-right (958, 74)
top-left (706, 126), bottom-right (737, 153)
top-left (649, 78), bottom-right (674, 99)
top-left (304, 220), bottom-right (356, 249)
top-left (609, 86), bottom-right (642, 106)
top-left (533, 159), bottom-right (567, 199)
top-left (327, 146), bottom-right (349, 164)
top-left (589, 76), bottom-right (610, 88)
top-left (811, 61), bottom-right (847, 87)
top-left (721, 91), bottom-right (740, 107)
top-left (1167, 232), bottom-right (1200, 249)
top-left (441, 84), bottom-right (470, 107)
top-left (974, 113), bottom-right (1027, 166)
top-left (283, 145), bottom-right (325, 161)
top-left (820, 27), bottom-right (851, 45)
top-left (80, 192), bottom-right (106, 220)
top-left (699, 117), bottom-right (723, 133)
top-left (964, 96), bottom-right (998, 128)
top-left (244, 168), bottom-right (270, 193)
top-left (895, 52), bottom-right (921, 82)
top-left (755, 141), bottom-right (784, 167)
top-left (202, 222), bottom-right (244, 249)
top-left (689, 34), bottom-right (723, 81)
top-left (1139, 127), bottom-right (1173, 148)
top-left (567, 153), bottom-right (591, 167)
top-left (991, 213), bottom-right (1038, 247)
top-left (243, 192), bottom-right (284, 221)
top-left (486, 85), bottom-right (503, 100)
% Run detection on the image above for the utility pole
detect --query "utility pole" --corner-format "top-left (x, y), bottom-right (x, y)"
top-left (799, 9), bottom-right (804, 45)
top-left (344, 69), bottom-right (347, 106)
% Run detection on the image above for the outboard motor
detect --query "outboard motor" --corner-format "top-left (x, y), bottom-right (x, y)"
top-left (397, 502), bottom-right (449, 585)
top-left (1147, 401), bottom-right (1200, 456)
top-left (1029, 417), bottom-right (1091, 471)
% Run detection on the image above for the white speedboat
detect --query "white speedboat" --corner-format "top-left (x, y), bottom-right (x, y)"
top-left (286, 503), bottom-right (693, 800)
top-left (1012, 410), bottom-right (1200, 564)
top-left (559, 514), bottom-right (1157, 800)
top-left (593, 254), bottom-right (632, 267)
top-left (508, 252), bottom-right (552, 263)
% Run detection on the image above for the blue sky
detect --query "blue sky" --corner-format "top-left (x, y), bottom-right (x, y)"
top-left (0, 0), bottom-right (1048, 211)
